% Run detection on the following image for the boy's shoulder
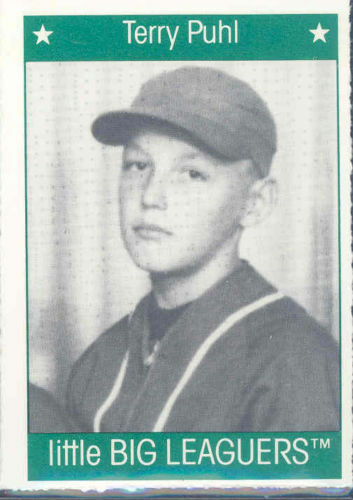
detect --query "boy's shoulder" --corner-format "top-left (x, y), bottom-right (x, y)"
top-left (236, 288), bottom-right (338, 379)
top-left (71, 314), bottom-right (130, 373)
top-left (248, 293), bottom-right (336, 345)
top-left (239, 264), bottom-right (336, 346)
top-left (214, 264), bottom-right (338, 374)
top-left (67, 314), bottom-right (130, 414)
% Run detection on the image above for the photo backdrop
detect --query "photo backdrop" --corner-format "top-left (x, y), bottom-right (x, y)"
top-left (26, 60), bottom-right (338, 404)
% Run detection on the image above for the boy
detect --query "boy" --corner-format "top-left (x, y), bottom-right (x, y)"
top-left (67, 66), bottom-right (339, 432)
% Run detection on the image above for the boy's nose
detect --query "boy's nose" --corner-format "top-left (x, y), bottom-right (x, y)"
top-left (141, 170), bottom-right (167, 210)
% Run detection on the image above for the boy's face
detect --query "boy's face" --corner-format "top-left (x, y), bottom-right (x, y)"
top-left (119, 126), bottom-right (253, 275)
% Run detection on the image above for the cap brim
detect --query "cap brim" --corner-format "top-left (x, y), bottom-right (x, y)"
top-left (91, 109), bottom-right (236, 161)
top-left (92, 111), bottom-right (168, 145)
top-left (91, 108), bottom-right (272, 177)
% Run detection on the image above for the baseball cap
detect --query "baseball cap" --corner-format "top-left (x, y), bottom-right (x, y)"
top-left (91, 66), bottom-right (277, 177)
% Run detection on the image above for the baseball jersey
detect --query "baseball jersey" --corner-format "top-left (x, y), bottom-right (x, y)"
top-left (67, 261), bottom-right (339, 432)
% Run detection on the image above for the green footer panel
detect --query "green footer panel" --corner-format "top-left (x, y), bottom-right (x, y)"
top-left (28, 432), bottom-right (341, 481)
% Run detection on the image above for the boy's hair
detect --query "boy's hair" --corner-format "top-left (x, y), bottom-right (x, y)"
top-left (92, 66), bottom-right (277, 178)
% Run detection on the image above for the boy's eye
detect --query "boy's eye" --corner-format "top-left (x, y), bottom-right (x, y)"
top-left (123, 161), bottom-right (149, 171)
top-left (185, 168), bottom-right (208, 181)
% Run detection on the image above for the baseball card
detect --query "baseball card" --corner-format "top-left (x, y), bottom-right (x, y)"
top-left (0, 0), bottom-right (352, 496)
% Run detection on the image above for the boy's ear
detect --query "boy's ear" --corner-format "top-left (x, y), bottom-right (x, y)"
top-left (240, 176), bottom-right (278, 228)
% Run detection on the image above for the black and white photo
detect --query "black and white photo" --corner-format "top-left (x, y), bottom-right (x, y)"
top-left (27, 61), bottom-right (339, 433)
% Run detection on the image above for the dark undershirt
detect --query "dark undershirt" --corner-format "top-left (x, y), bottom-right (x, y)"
top-left (148, 294), bottom-right (190, 344)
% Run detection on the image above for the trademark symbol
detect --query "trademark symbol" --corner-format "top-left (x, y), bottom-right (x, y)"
top-left (310, 438), bottom-right (331, 449)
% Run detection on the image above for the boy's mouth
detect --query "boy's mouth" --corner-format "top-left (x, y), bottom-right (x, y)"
top-left (133, 223), bottom-right (172, 240)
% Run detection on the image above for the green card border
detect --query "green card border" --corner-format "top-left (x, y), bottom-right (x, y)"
top-left (23, 13), bottom-right (342, 482)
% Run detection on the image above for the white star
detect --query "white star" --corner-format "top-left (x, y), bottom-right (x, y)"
top-left (32, 25), bottom-right (53, 45)
top-left (309, 23), bottom-right (330, 43)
